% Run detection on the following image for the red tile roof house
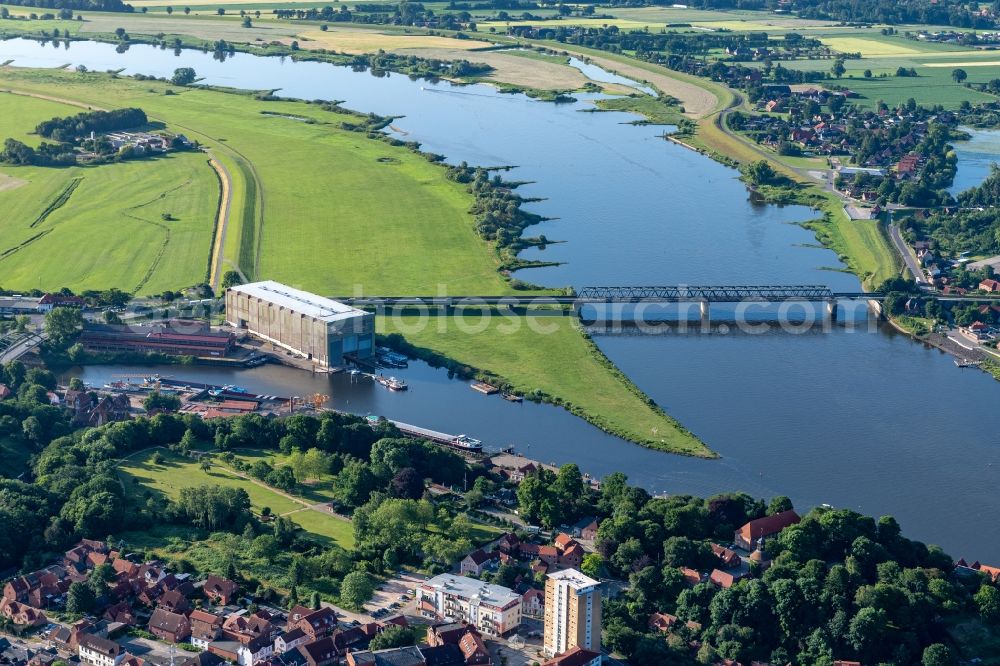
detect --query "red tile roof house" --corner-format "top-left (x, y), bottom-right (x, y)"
top-left (157, 589), bottom-right (191, 614)
top-left (39, 294), bottom-right (86, 311)
top-left (458, 629), bottom-right (490, 665)
top-left (148, 608), bottom-right (192, 643)
top-left (103, 601), bottom-right (137, 626)
top-left (733, 510), bottom-right (801, 551)
top-left (980, 279), bottom-right (1000, 293)
top-left (0, 599), bottom-right (47, 627)
top-left (203, 576), bottom-right (238, 605)
top-left (711, 544), bottom-right (742, 569)
top-left (542, 646), bottom-right (602, 666)
top-left (189, 610), bottom-right (224, 648)
top-left (223, 611), bottom-right (277, 645)
top-left (709, 569), bottom-right (745, 589)
top-left (296, 637), bottom-right (339, 666)
top-left (459, 549), bottom-right (499, 576)
top-left (293, 607), bottom-right (338, 640)
top-left (649, 612), bottom-right (701, 635)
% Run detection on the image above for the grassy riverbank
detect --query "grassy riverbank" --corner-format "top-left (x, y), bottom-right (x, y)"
top-left (379, 314), bottom-right (713, 458)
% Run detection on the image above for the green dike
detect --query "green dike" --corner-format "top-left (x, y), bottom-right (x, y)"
top-left (379, 313), bottom-right (714, 458)
top-left (0, 67), bottom-right (713, 457)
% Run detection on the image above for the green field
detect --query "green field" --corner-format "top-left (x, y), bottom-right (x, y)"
top-left (0, 91), bottom-right (219, 294)
top-left (118, 448), bottom-right (356, 548)
top-left (379, 314), bottom-right (713, 457)
top-left (0, 69), bottom-right (514, 295)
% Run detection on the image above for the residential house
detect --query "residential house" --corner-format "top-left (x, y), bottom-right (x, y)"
top-left (711, 544), bottom-right (741, 569)
top-left (274, 628), bottom-right (308, 655)
top-left (293, 607), bottom-right (337, 640)
top-left (459, 549), bottom-right (498, 577)
top-left (419, 645), bottom-right (464, 666)
top-left (734, 510), bottom-right (800, 550)
top-left (39, 294), bottom-right (86, 311)
top-left (296, 637), bottom-right (337, 666)
top-left (649, 612), bottom-right (701, 634)
top-left (522, 588), bottom-right (544, 618)
top-left (78, 634), bottom-right (124, 666)
top-left (203, 576), bottom-right (238, 605)
top-left (224, 611), bottom-right (278, 644)
top-left (149, 608), bottom-right (192, 643)
top-left (103, 601), bottom-right (136, 626)
top-left (0, 600), bottom-right (47, 627)
top-left (190, 610), bottom-right (224, 648)
top-left (457, 630), bottom-right (490, 665)
top-left (158, 589), bottom-right (191, 614)
top-left (709, 569), bottom-right (744, 589)
top-left (980, 279), bottom-right (1000, 293)
top-left (541, 647), bottom-right (602, 666)
top-left (680, 567), bottom-right (702, 586)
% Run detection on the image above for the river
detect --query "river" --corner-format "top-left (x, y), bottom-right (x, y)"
top-left (950, 126), bottom-right (1000, 195)
top-left (2, 38), bottom-right (1000, 558)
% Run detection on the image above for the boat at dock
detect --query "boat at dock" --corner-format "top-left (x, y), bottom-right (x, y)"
top-left (471, 381), bottom-right (499, 395)
top-left (372, 416), bottom-right (485, 453)
top-left (376, 347), bottom-right (409, 368)
top-left (501, 392), bottom-right (522, 402)
top-left (376, 375), bottom-right (408, 391)
top-left (955, 359), bottom-right (982, 368)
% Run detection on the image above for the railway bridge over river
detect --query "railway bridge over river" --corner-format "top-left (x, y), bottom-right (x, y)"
top-left (333, 285), bottom-right (885, 324)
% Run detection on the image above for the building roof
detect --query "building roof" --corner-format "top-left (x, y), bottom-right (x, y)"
top-left (463, 549), bottom-right (495, 566)
top-left (542, 647), bottom-right (602, 666)
top-left (149, 608), bottom-right (189, 635)
top-left (78, 634), bottom-right (121, 657)
top-left (228, 281), bottom-right (368, 324)
top-left (421, 574), bottom-right (520, 609)
top-left (419, 644), bottom-right (464, 666)
top-left (546, 569), bottom-right (599, 591)
top-left (349, 646), bottom-right (425, 666)
top-left (737, 510), bottom-right (800, 543)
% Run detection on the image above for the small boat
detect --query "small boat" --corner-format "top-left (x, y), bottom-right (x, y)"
top-left (451, 435), bottom-right (483, 452)
top-left (376, 375), bottom-right (408, 391)
top-left (365, 414), bottom-right (384, 427)
top-left (501, 392), bottom-right (522, 403)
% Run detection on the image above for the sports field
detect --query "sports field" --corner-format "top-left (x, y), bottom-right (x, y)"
top-left (118, 448), bottom-right (355, 548)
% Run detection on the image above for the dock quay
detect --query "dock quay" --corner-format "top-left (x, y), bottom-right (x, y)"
top-left (470, 381), bottom-right (499, 395)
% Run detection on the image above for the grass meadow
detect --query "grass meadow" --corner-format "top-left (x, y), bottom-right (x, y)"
top-left (118, 448), bottom-right (356, 548)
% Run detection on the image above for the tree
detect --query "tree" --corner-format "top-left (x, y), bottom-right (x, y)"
top-left (310, 591), bottom-right (321, 610)
top-left (166, 5), bottom-right (173, 13)
top-left (340, 571), bottom-right (375, 609)
top-left (171, 67), bottom-right (197, 86)
top-left (368, 624), bottom-right (414, 651)
top-left (44, 307), bottom-right (83, 348)
top-left (952, 68), bottom-right (968, 84)
top-left (976, 584), bottom-right (1000, 623)
top-left (922, 644), bottom-right (956, 666)
top-left (767, 496), bottom-right (793, 515)
top-left (831, 59), bottom-right (846, 79)
top-left (392, 467), bottom-right (424, 499)
top-left (144, 391), bottom-right (181, 412)
top-left (242, 16), bottom-right (252, 28)
top-left (221, 270), bottom-right (243, 290)
top-left (581, 552), bottom-right (604, 579)
top-left (66, 580), bottom-right (96, 614)
top-left (741, 160), bottom-right (778, 187)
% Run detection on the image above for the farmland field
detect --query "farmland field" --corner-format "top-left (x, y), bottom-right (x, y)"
top-left (292, 28), bottom-right (492, 53)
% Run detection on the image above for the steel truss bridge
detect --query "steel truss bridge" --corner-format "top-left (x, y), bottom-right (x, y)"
top-left (333, 285), bottom-right (882, 307)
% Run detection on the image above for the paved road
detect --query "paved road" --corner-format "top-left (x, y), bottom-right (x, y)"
top-left (889, 223), bottom-right (924, 283)
top-left (0, 331), bottom-right (45, 364)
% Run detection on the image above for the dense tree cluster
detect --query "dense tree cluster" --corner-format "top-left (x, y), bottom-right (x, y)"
top-left (35, 107), bottom-right (147, 142)
top-left (584, 472), bottom-right (987, 665)
top-left (0, 137), bottom-right (76, 166)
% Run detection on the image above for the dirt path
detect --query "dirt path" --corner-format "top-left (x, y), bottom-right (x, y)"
top-left (207, 155), bottom-right (233, 290)
top-left (0, 87), bottom-right (107, 111)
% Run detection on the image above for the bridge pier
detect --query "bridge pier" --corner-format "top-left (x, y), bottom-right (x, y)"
top-left (824, 298), bottom-right (838, 326)
top-left (700, 300), bottom-right (710, 329)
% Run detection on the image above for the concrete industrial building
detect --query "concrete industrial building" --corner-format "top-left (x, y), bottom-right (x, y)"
top-left (416, 575), bottom-right (522, 637)
top-left (543, 569), bottom-right (601, 658)
top-left (225, 281), bottom-right (374, 367)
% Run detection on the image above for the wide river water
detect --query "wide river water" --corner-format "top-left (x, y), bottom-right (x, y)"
top-left (3, 38), bottom-right (1000, 558)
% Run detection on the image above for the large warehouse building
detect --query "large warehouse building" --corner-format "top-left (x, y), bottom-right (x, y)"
top-left (225, 281), bottom-right (374, 367)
